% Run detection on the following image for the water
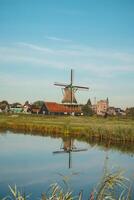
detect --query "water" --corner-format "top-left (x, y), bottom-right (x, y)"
top-left (0, 131), bottom-right (134, 199)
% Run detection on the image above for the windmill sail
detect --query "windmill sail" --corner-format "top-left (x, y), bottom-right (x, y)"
top-left (54, 69), bottom-right (89, 105)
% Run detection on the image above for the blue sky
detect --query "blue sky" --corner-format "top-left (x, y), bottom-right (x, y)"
top-left (0, 0), bottom-right (134, 108)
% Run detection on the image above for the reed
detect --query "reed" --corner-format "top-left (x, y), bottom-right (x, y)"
top-left (3, 170), bottom-right (131, 200)
top-left (0, 114), bottom-right (134, 143)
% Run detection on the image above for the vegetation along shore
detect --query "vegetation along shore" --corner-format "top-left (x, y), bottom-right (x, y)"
top-left (0, 114), bottom-right (134, 143)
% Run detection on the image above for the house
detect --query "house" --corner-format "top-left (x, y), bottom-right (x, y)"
top-left (115, 108), bottom-right (126, 116)
top-left (107, 107), bottom-right (116, 116)
top-left (31, 101), bottom-right (82, 115)
top-left (23, 101), bottom-right (32, 113)
top-left (91, 98), bottom-right (109, 116)
top-left (106, 107), bottom-right (126, 116)
top-left (31, 101), bottom-right (46, 114)
top-left (96, 98), bottom-right (109, 116)
top-left (91, 104), bottom-right (97, 114)
top-left (44, 102), bottom-right (82, 115)
top-left (10, 103), bottom-right (23, 113)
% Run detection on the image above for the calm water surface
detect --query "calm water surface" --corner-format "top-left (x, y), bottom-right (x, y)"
top-left (0, 131), bottom-right (134, 199)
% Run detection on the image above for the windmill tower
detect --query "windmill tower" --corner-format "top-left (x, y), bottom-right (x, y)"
top-left (54, 69), bottom-right (89, 104)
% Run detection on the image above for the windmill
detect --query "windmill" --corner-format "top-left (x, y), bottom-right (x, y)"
top-left (54, 69), bottom-right (89, 104)
top-left (53, 137), bottom-right (87, 168)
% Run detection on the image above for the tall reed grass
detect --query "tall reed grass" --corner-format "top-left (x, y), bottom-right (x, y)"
top-left (0, 114), bottom-right (134, 142)
top-left (2, 170), bottom-right (131, 200)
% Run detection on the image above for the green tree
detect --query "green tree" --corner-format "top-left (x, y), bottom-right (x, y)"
top-left (126, 107), bottom-right (134, 118)
top-left (0, 100), bottom-right (9, 111)
top-left (87, 98), bottom-right (92, 106)
top-left (24, 101), bottom-right (29, 106)
top-left (82, 98), bottom-right (93, 116)
top-left (33, 101), bottom-right (44, 107)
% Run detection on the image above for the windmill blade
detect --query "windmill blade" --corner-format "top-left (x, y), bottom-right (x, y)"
top-left (71, 69), bottom-right (74, 85)
top-left (53, 148), bottom-right (88, 154)
top-left (73, 85), bottom-right (89, 90)
top-left (76, 88), bottom-right (89, 91)
top-left (71, 148), bottom-right (88, 152)
top-left (54, 82), bottom-right (69, 87)
top-left (53, 150), bottom-right (69, 154)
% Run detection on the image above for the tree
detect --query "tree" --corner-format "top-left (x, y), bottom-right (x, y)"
top-left (126, 107), bottom-right (134, 118)
top-left (87, 98), bottom-right (92, 106)
top-left (33, 101), bottom-right (44, 107)
top-left (82, 98), bottom-right (93, 116)
top-left (0, 100), bottom-right (9, 111)
top-left (24, 101), bottom-right (29, 106)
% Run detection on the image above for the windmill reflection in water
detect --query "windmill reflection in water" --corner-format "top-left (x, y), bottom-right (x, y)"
top-left (53, 137), bottom-right (88, 168)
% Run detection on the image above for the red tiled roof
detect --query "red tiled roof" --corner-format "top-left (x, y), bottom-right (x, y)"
top-left (45, 102), bottom-right (81, 113)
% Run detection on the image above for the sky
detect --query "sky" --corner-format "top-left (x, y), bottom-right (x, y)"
top-left (0, 0), bottom-right (134, 108)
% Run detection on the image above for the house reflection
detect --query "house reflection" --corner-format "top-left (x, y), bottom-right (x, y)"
top-left (53, 137), bottom-right (87, 168)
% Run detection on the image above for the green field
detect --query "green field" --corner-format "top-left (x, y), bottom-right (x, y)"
top-left (0, 114), bottom-right (134, 143)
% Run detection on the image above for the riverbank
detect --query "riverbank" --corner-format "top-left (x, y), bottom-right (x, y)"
top-left (0, 114), bottom-right (134, 143)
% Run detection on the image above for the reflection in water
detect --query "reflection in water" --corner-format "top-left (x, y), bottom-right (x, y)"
top-left (0, 131), bottom-right (134, 199)
top-left (53, 137), bottom-right (87, 168)
top-left (102, 142), bottom-right (110, 177)
top-left (1, 130), bottom-right (134, 155)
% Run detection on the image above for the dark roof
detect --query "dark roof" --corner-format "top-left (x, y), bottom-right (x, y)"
top-left (10, 103), bottom-right (22, 108)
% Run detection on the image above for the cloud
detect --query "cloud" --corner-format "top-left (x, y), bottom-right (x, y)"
top-left (0, 73), bottom-right (59, 103)
top-left (0, 41), bottom-right (133, 107)
top-left (17, 42), bottom-right (54, 53)
top-left (0, 42), bottom-right (134, 76)
top-left (15, 42), bottom-right (134, 64)
top-left (45, 36), bottom-right (72, 42)
top-left (0, 46), bottom-right (65, 69)
top-left (0, 73), bottom-right (52, 88)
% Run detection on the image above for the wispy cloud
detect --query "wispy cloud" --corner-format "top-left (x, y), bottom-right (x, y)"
top-left (0, 42), bottom-right (134, 75)
top-left (0, 73), bottom-right (51, 87)
top-left (0, 73), bottom-right (59, 103)
top-left (0, 42), bottom-right (134, 107)
top-left (17, 42), bottom-right (54, 53)
top-left (45, 36), bottom-right (71, 43)
top-left (17, 42), bottom-right (134, 64)
top-left (0, 53), bottom-right (65, 69)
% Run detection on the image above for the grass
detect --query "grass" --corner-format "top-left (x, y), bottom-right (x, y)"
top-left (0, 114), bottom-right (134, 143)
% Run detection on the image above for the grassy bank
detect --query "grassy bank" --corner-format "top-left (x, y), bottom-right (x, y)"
top-left (0, 114), bottom-right (134, 143)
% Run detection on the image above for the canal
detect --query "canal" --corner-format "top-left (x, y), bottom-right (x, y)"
top-left (0, 131), bottom-right (134, 199)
